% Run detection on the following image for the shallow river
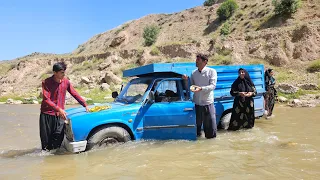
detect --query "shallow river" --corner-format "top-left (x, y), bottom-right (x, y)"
top-left (0, 104), bottom-right (319, 179)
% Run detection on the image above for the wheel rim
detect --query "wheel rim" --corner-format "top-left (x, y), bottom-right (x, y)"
top-left (99, 137), bottom-right (119, 146)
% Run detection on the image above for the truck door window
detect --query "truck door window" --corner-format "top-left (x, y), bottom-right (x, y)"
top-left (154, 80), bottom-right (180, 102)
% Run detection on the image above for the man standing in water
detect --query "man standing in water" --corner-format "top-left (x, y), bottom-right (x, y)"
top-left (183, 54), bottom-right (218, 139)
top-left (40, 62), bottom-right (89, 151)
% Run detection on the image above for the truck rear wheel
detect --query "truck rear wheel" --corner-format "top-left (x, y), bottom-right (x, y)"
top-left (86, 126), bottom-right (131, 151)
top-left (219, 112), bottom-right (232, 130)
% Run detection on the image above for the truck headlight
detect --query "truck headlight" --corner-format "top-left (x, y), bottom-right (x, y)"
top-left (65, 119), bottom-right (74, 141)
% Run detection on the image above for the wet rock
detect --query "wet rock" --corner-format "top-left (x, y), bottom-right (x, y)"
top-left (292, 99), bottom-right (302, 104)
top-left (290, 99), bottom-right (302, 107)
top-left (278, 96), bottom-right (288, 102)
top-left (301, 102), bottom-right (316, 108)
top-left (6, 99), bottom-right (23, 104)
top-left (24, 98), bottom-right (31, 102)
top-left (32, 100), bottom-right (39, 104)
top-left (276, 83), bottom-right (299, 94)
top-left (6, 99), bottom-right (14, 104)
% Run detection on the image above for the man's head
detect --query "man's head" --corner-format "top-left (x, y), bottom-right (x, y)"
top-left (196, 54), bottom-right (208, 69)
top-left (53, 62), bottom-right (67, 80)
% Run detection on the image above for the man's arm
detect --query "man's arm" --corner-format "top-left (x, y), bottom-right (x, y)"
top-left (201, 69), bottom-right (217, 92)
top-left (67, 81), bottom-right (88, 109)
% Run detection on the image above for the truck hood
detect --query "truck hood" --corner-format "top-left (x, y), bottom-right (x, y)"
top-left (65, 102), bottom-right (140, 120)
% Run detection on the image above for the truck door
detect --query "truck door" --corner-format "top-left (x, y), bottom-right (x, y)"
top-left (142, 78), bottom-right (197, 140)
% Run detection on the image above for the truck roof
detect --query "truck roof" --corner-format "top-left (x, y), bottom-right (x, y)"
top-left (123, 63), bottom-right (266, 96)
top-left (123, 63), bottom-right (196, 78)
top-left (123, 63), bottom-right (264, 78)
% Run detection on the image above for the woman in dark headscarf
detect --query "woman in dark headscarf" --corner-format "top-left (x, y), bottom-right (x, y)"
top-left (264, 68), bottom-right (277, 118)
top-left (228, 68), bottom-right (257, 131)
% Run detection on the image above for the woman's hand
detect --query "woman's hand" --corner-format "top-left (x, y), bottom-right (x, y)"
top-left (239, 92), bottom-right (246, 97)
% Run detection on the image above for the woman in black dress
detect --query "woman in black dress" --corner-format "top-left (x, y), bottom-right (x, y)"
top-left (264, 68), bottom-right (277, 118)
top-left (228, 68), bottom-right (256, 131)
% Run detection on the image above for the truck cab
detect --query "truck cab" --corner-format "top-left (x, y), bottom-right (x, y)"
top-left (64, 63), bottom-right (265, 153)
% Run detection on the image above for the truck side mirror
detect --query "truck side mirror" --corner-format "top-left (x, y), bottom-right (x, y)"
top-left (112, 91), bottom-right (118, 98)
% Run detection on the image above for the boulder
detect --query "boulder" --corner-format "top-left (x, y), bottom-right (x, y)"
top-left (6, 99), bottom-right (23, 104)
top-left (278, 96), bottom-right (288, 102)
top-left (276, 83), bottom-right (299, 94)
top-left (98, 62), bottom-right (111, 71)
top-left (298, 83), bottom-right (319, 90)
top-left (292, 99), bottom-right (302, 105)
top-left (32, 100), bottom-right (39, 104)
top-left (6, 99), bottom-right (14, 104)
top-left (104, 72), bottom-right (122, 85)
top-left (81, 77), bottom-right (91, 84)
top-left (14, 100), bottom-right (23, 105)
top-left (110, 32), bottom-right (126, 47)
top-left (100, 83), bottom-right (111, 91)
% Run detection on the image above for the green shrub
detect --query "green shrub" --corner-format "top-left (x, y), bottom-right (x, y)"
top-left (272, 0), bottom-right (301, 15)
top-left (143, 25), bottom-right (160, 46)
top-left (150, 46), bottom-right (160, 56)
top-left (307, 59), bottom-right (320, 73)
top-left (210, 54), bottom-right (232, 65)
top-left (217, 0), bottom-right (239, 21)
top-left (0, 63), bottom-right (15, 76)
top-left (276, 70), bottom-right (294, 83)
top-left (203, 0), bottom-right (217, 6)
top-left (220, 22), bottom-right (231, 35)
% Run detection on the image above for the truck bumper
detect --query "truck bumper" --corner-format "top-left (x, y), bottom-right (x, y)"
top-left (63, 137), bottom-right (87, 153)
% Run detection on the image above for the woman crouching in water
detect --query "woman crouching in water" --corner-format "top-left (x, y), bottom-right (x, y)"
top-left (228, 68), bottom-right (256, 131)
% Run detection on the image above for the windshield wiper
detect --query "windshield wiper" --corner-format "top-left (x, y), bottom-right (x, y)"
top-left (115, 97), bottom-right (128, 103)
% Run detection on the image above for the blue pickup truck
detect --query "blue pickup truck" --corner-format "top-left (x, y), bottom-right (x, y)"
top-left (63, 63), bottom-right (265, 153)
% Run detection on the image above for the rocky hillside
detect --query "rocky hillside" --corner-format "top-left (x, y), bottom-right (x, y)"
top-left (0, 0), bottom-right (319, 103)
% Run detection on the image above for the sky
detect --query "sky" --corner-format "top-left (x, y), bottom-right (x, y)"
top-left (0, 0), bottom-right (203, 60)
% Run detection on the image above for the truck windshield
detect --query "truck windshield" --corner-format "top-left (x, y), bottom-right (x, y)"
top-left (115, 78), bottom-right (152, 104)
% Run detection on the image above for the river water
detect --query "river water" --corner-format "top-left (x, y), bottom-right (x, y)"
top-left (0, 104), bottom-right (319, 179)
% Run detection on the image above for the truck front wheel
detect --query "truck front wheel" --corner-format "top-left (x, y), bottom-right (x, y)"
top-left (86, 126), bottom-right (131, 151)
